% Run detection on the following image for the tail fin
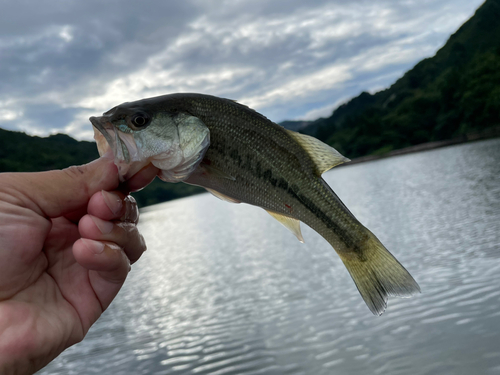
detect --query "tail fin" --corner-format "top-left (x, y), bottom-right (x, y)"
top-left (339, 231), bottom-right (420, 315)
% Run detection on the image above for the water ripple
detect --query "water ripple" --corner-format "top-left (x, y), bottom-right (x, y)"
top-left (38, 139), bottom-right (500, 375)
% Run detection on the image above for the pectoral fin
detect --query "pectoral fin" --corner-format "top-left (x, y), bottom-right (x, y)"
top-left (200, 162), bottom-right (236, 181)
top-left (266, 210), bottom-right (304, 243)
top-left (206, 188), bottom-right (241, 203)
top-left (285, 129), bottom-right (350, 175)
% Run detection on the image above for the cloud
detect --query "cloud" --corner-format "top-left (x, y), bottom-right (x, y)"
top-left (0, 0), bottom-right (485, 140)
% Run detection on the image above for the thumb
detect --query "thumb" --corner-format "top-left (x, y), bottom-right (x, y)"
top-left (10, 153), bottom-right (119, 219)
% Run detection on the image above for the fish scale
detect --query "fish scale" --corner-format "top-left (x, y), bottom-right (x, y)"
top-left (182, 96), bottom-right (362, 248)
top-left (90, 93), bottom-right (420, 315)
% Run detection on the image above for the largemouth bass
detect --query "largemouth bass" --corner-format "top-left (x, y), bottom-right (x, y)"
top-left (90, 93), bottom-right (420, 315)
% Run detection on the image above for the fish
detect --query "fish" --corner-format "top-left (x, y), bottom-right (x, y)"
top-left (90, 93), bottom-right (420, 315)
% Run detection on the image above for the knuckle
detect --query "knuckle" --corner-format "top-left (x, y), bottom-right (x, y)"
top-left (63, 165), bottom-right (87, 177)
top-left (62, 166), bottom-right (90, 196)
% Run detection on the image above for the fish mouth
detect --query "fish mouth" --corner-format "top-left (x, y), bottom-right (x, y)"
top-left (90, 116), bottom-right (116, 157)
top-left (90, 116), bottom-right (147, 181)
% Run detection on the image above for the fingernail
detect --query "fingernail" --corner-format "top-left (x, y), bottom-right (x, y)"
top-left (102, 190), bottom-right (122, 216)
top-left (90, 215), bottom-right (114, 234)
top-left (82, 238), bottom-right (105, 254)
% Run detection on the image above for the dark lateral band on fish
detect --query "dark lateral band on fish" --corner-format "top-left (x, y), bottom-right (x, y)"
top-left (90, 93), bottom-right (420, 315)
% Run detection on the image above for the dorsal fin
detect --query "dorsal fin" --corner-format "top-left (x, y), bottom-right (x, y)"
top-left (266, 210), bottom-right (304, 243)
top-left (285, 129), bottom-right (350, 175)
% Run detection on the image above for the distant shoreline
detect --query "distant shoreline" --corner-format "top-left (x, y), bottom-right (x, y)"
top-left (342, 126), bottom-right (500, 166)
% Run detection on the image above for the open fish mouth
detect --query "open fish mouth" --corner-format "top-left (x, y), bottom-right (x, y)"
top-left (90, 116), bottom-right (148, 181)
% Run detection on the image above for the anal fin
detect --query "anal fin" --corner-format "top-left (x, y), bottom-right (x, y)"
top-left (266, 210), bottom-right (304, 243)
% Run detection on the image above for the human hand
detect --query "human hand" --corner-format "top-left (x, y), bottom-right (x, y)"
top-left (0, 154), bottom-right (159, 374)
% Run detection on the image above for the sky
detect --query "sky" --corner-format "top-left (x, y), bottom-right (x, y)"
top-left (0, 0), bottom-right (485, 140)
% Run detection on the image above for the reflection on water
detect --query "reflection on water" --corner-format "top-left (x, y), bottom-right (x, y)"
top-left (39, 139), bottom-right (500, 375)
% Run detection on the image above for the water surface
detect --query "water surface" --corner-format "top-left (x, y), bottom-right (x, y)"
top-left (39, 138), bottom-right (500, 375)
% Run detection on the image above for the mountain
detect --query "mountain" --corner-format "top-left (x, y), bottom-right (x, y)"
top-left (0, 128), bottom-right (99, 172)
top-left (299, 0), bottom-right (500, 158)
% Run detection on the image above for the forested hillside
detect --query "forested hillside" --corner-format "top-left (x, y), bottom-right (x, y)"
top-left (302, 0), bottom-right (500, 158)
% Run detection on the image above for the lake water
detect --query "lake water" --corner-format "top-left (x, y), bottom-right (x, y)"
top-left (39, 138), bottom-right (500, 375)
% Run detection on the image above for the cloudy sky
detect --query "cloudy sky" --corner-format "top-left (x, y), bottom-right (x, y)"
top-left (0, 0), bottom-right (484, 140)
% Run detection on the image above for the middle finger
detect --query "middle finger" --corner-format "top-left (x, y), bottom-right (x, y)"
top-left (78, 215), bottom-right (146, 264)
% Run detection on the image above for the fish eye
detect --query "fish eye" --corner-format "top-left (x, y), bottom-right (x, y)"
top-left (131, 113), bottom-right (150, 128)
